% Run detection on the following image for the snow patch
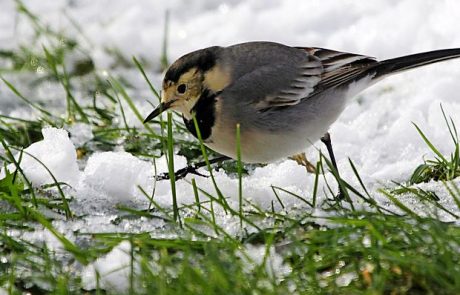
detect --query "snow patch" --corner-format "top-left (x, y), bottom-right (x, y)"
top-left (66, 123), bottom-right (94, 147)
top-left (1, 127), bottom-right (80, 187)
top-left (81, 151), bottom-right (153, 201)
top-left (81, 241), bottom-right (135, 292)
top-left (238, 244), bottom-right (292, 281)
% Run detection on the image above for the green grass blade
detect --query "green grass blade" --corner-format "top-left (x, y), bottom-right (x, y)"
top-left (192, 116), bottom-right (230, 212)
top-left (108, 80), bottom-right (131, 134)
top-left (132, 56), bottom-right (161, 101)
top-left (43, 46), bottom-right (90, 123)
top-left (167, 112), bottom-right (179, 224)
top-left (16, 149), bottom-right (73, 219)
top-left (413, 122), bottom-right (447, 163)
top-left (236, 123), bottom-right (243, 228)
top-left (109, 76), bottom-right (156, 135)
top-left (312, 156), bottom-right (322, 208)
top-left (442, 181), bottom-right (460, 212)
top-left (1, 77), bottom-right (54, 118)
top-left (271, 185), bottom-right (313, 207)
top-left (29, 209), bottom-right (88, 264)
top-left (270, 185), bottom-right (285, 210)
top-left (160, 10), bottom-right (170, 71)
top-left (379, 189), bottom-right (419, 219)
top-left (191, 178), bottom-right (201, 214)
top-left (1, 139), bottom-right (38, 208)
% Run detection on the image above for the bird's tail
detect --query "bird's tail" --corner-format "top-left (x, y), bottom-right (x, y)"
top-left (373, 48), bottom-right (460, 79)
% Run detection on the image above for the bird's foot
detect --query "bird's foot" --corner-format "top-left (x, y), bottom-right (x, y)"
top-left (289, 152), bottom-right (317, 174)
top-left (155, 164), bottom-right (209, 181)
top-left (155, 156), bottom-right (230, 181)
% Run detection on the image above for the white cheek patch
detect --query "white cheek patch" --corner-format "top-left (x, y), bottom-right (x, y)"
top-left (174, 98), bottom-right (199, 120)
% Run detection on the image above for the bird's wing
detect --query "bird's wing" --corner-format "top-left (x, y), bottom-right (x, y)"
top-left (251, 57), bottom-right (324, 110)
top-left (238, 47), bottom-right (377, 112)
top-left (302, 47), bottom-right (377, 92)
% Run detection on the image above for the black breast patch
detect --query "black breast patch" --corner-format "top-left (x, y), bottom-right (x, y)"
top-left (183, 89), bottom-right (219, 141)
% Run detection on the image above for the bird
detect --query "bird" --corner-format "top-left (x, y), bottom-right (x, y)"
top-left (144, 41), bottom-right (460, 177)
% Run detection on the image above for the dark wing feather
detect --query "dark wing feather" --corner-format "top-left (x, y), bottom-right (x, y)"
top-left (250, 47), bottom-right (377, 111)
top-left (299, 47), bottom-right (377, 92)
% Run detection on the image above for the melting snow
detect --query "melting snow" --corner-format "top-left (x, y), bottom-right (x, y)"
top-left (81, 241), bottom-right (134, 292)
top-left (2, 127), bottom-right (80, 187)
top-left (2, 0), bottom-right (460, 292)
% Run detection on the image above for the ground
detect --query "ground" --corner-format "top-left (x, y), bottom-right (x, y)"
top-left (0, 0), bottom-right (460, 294)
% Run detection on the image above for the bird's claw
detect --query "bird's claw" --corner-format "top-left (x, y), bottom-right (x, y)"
top-left (154, 156), bottom-right (229, 182)
top-left (155, 165), bottom-right (209, 181)
top-left (175, 165), bottom-right (209, 180)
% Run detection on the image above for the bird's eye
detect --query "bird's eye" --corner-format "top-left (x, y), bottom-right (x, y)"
top-left (177, 84), bottom-right (187, 94)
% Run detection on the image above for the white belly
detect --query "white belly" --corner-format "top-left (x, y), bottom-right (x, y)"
top-left (206, 128), bottom-right (321, 163)
top-left (205, 75), bottom-right (375, 163)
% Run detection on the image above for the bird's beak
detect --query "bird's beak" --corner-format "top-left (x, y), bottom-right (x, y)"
top-left (143, 100), bottom-right (174, 123)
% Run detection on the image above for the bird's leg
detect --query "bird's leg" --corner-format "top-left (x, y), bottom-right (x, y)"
top-left (289, 152), bottom-right (317, 173)
top-left (320, 132), bottom-right (345, 199)
top-left (155, 156), bottom-right (231, 181)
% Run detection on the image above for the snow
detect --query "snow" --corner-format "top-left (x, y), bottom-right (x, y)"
top-left (82, 151), bottom-right (153, 201)
top-left (1, 125), bottom-right (311, 211)
top-left (2, 0), bottom-right (460, 292)
top-left (238, 244), bottom-right (292, 281)
top-left (66, 123), bottom-right (94, 147)
top-left (1, 127), bottom-right (80, 187)
top-left (81, 240), bottom-right (134, 292)
top-left (335, 271), bottom-right (358, 287)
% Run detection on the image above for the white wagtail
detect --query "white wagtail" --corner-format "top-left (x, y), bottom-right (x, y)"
top-left (144, 42), bottom-right (460, 181)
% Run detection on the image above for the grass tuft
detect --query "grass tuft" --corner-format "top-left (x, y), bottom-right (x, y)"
top-left (410, 105), bottom-right (460, 184)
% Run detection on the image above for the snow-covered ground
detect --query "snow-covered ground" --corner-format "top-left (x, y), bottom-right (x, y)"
top-left (2, 0), bottom-right (460, 291)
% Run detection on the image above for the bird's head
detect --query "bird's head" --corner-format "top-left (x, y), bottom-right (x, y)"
top-left (143, 46), bottom-right (231, 123)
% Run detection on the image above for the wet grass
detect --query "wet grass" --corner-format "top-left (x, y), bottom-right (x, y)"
top-left (0, 2), bottom-right (460, 294)
top-left (409, 105), bottom-right (460, 184)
